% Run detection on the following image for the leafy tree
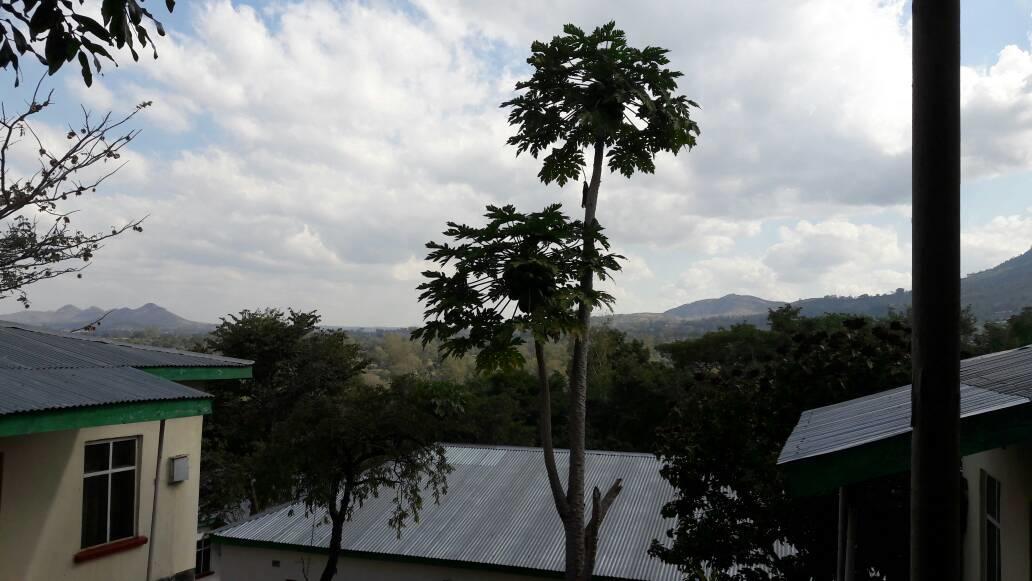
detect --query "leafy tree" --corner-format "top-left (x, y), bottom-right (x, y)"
top-left (504, 23), bottom-right (698, 580)
top-left (1, 84), bottom-right (147, 307)
top-left (273, 330), bottom-right (453, 581)
top-left (652, 308), bottom-right (912, 580)
top-left (584, 327), bottom-right (684, 452)
top-left (418, 22), bottom-right (699, 580)
top-left (971, 307), bottom-right (1032, 353)
top-left (199, 308), bottom-right (320, 521)
top-left (414, 203), bottom-right (621, 580)
top-left (1, 0), bottom-right (174, 86)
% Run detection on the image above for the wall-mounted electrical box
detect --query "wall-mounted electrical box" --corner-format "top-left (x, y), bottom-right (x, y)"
top-left (169, 455), bottom-right (189, 484)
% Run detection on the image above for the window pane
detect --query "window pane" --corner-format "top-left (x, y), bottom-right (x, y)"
top-left (988, 524), bottom-right (1001, 581)
top-left (84, 443), bottom-right (110, 473)
top-left (81, 474), bottom-right (109, 547)
top-left (112, 439), bottom-right (136, 469)
top-left (109, 470), bottom-right (136, 541)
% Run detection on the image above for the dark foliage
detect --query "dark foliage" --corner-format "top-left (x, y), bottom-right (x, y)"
top-left (652, 307), bottom-right (913, 580)
top-left (0, 0), bottom-right (174, 86)
top-left (198, 308), bottom-right (321, 522)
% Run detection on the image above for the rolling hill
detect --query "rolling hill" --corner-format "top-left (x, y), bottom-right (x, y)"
top-left (603, 247), bottom-right (1032, 339)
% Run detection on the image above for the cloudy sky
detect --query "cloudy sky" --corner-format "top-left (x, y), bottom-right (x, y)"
top-left (3, 0), bottom-right (1032, 326)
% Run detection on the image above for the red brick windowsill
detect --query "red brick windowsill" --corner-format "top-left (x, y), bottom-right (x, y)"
top-left (74, 536), bottom-right (148, 564)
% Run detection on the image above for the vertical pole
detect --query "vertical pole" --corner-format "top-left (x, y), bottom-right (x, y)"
top-left (837, 487), bottom-right (848, 581)
top-left (844, 490), bottom-right (857, 581)
top-left (911, 1), bottom-right (962, 580)
top-left (146, 419), bottom-right (166, 581)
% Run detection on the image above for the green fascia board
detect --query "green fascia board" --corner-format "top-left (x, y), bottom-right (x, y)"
top-left (211, 536), bottom-right (627, 581)
top-left (0, 398), bottom-right (212, 438)
top-left (782, 403), bottom-right (1032, 496)
top-left (141, 366), bottom-right (252, 382)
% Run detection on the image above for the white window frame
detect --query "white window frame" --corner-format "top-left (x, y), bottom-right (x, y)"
top-left (982, 470), bottom-right (1002, 581)
top-left (82, 436), bottom-right (140, 548)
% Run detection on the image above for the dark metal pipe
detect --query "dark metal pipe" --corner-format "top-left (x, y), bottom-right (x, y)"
top-left (910, 1), bottom-right (962, 580)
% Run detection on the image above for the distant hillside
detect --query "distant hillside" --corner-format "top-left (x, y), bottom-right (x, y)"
top-left (0, 303), bottom-right (214, 336)
top-left (605, 247), bottom-right (1032, 340)
top-left (663, 293), bottom-right (783, 319)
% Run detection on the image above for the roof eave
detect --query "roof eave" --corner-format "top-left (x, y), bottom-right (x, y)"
top-left (0, 397), bottom-right (212, 438)
top-left (780, 403), bottom-right (1032, 496)
top-left (140, 366), bottom-right (252, 382)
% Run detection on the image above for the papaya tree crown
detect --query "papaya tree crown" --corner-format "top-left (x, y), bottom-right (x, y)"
top-left (502, 21), bottom-right (700, 187)
top-left (412, 203), bottom-right (623, 372)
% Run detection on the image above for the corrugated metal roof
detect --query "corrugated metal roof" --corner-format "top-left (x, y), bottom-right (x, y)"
top-left (0, 367), bottom-right (211, 416)
top-left (0, 322), bottom-right (250, 369)
top-left (214, 445), bottom-right (681, 581)
top-left (778, 345), bottom-right (1032, 466)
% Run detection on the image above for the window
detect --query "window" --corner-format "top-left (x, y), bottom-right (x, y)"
top-left (983, 471), bottom-right (1002, 581)
top-left (195, 537), bottom-right (212, 577)
top-left (82, 438), bottom-right (139, 548)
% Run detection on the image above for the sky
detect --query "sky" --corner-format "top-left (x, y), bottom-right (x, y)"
top-left (3, 0), bottom-right (1032, 326)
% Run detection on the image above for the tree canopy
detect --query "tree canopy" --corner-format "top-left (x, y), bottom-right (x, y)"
top-left (1, 0), bottom-right (173, 86)
top-left (272, 330), bottom-right (454, 581)
top-left (652, 308), bottom-right (913, 580)
top-left (198, 308), bottom-right (322, 521)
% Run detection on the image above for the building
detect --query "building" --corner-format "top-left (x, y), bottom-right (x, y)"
top-left (210, 445), bottom-right (680, 581)
top-left (0, 322), bottom-right (252, 581)
top-left (778, 344), bottom-right (1032, 581)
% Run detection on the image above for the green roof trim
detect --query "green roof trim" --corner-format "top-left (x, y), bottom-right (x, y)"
top-left (141, 366), bottom-right (252, 381)
top-left (210, 536), bottom-right (628, 581)
top-left (782, 403), bottom-right (1032, 496)
top-left (0, 398), bottom-right (212, 438)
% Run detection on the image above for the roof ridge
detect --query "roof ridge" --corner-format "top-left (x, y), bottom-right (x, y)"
top-left (441, 442), bottom-right (657, 459)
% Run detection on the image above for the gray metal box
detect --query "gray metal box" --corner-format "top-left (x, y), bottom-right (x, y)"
top-left (169, 454), bottom-right (189, 484)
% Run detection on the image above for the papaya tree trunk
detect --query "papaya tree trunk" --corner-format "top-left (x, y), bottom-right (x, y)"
top-left (563, 139), bottom-right (623, 581)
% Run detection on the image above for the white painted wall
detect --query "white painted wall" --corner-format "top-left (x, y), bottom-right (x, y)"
top-left (212, 543), bottom-right (552, 581)
top-left (961, 443), bottom-right (1032, 581)
top-left (0, 416), bottom-right (204, 581)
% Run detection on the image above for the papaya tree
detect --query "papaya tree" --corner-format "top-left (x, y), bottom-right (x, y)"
top-left (416, 22), bottom-right (700, 581)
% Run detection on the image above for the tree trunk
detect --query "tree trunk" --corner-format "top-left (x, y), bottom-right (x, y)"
top-left (536, 340), bottom-right (569, 519)
top-left (562, 140), bottom-right (622, 581)
top-left (319, 485), bottom-right (353, 581)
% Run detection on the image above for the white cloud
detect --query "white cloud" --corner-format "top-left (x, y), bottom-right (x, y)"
top-left (962, 210), bottom-right (1032, 274)
top-left (10, 0), bottom-right (1032, 324)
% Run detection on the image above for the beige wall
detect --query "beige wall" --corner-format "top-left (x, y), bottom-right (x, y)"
top-left (962, 443), bottom-right (1032, 581)
top-left (212, 543), bottom-right (551, 581)
top-left (0, 415), bottom-right (204, 581)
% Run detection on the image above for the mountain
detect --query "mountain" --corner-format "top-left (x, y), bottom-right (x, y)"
top-left (663, 294), bottom-right (784, 320)
top-left (604, 247), bottom-right (1032, 339)
top-left (0, 303), bottom-right (214, 336)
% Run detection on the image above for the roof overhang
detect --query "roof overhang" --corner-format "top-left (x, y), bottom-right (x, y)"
top-left (780, 402), bottom-right (1032, 496)
top-left (0, 398), bottom-right (212, 438)
top-left (210, 536), bottom-right (633, 581)
top-left (141, 366), bottom-right (252, 382)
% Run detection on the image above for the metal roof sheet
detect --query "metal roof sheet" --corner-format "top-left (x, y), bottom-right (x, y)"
top-left (214, 445), bottom-right (681, 581)
top-left (0, 322), bottom-right (250, 369)
top-left (778, 345), bottom-right (1032, 466)
top-left (0, 366), bottom-right (211, 416)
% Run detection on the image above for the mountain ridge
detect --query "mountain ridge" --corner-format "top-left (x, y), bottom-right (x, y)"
top-left (0, 303), bottom-right (214, 336)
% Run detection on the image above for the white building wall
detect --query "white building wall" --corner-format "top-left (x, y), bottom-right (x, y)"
top-left (212, 543), bottom-right (552, 581)
top-left (0, 416), bottom-right (204, 581)
top-left (962, 443), bottom-right (1032, 581)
